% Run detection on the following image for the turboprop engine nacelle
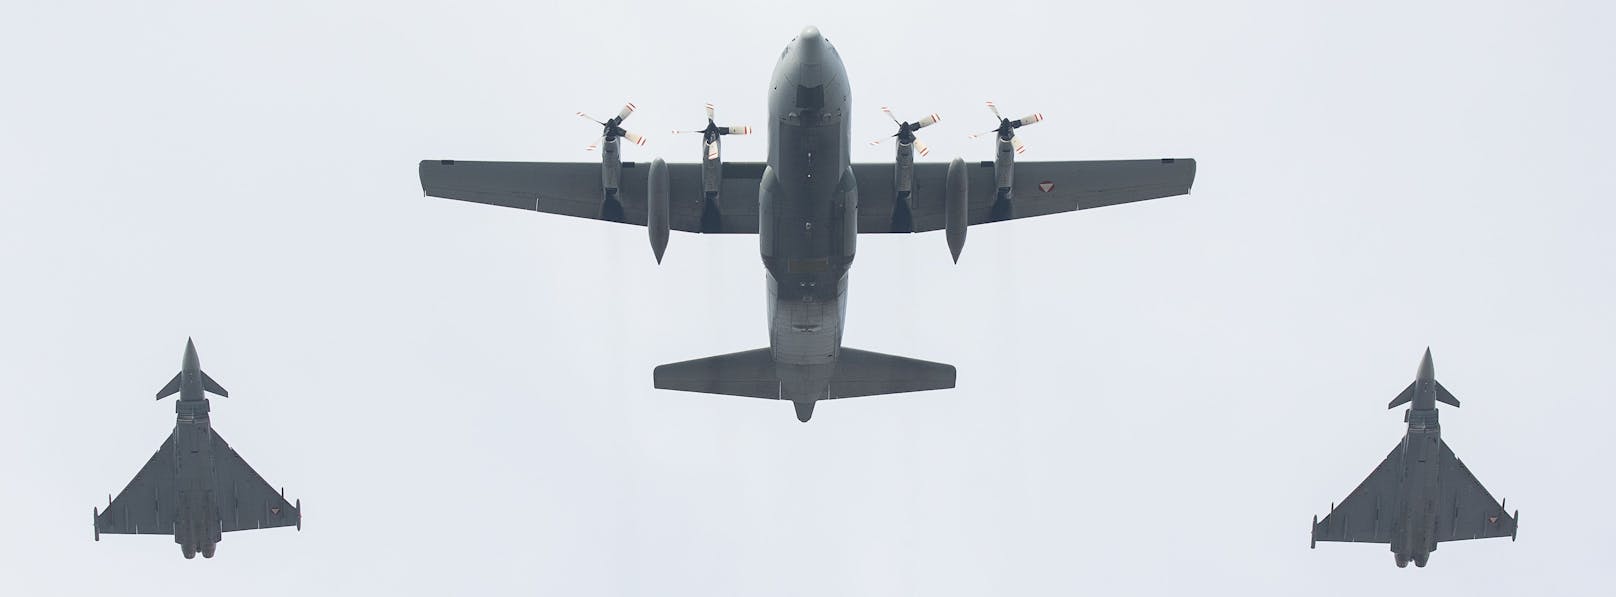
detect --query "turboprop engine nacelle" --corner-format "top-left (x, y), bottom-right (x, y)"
top-left (647, 158), bottom-right (670, 263)
top-left (945, 158), bottom-right (968, 263)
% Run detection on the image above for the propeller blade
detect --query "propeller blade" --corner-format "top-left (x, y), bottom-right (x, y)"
top-left (706, 140), bottom-right (719, 161)
top-left (985, 101), bottom-right (1002, 120)
top-left (881, 106), bottom-right (899, 124)
top-left (621, 130), bottom-right (647, 146)
top-left (577, 112), bottom-right (603, 125)
top-left (868, 137), bottom-right (889, 146)
top-left (915, 113), bottom-right (941, 129)
top-left (968, 129), bottom-right (998, 140)
top-left (913, 138), bottom-right (930, 157)
top-left (1011, 135), bottom-right (1026, 155)
top-left (615, 102), bottom-right (637, 122)
top-left (726, 125), bottom-right (752, 135)
top-left (705, 102), bottom-right (716, 121)
top-left (671, 129), bottom-right (702, 135)
top-left (585, 136), bottom-right (602, 152)
top-left (1014, 113), bottom-right (1044, 127)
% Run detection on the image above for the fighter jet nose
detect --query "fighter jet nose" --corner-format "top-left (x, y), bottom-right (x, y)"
top-left (183, 337), bottom-right (200, 371)
top-left (1417, 347), bottom-right (1435, 381)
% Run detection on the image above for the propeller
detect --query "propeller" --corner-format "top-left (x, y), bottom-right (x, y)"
top-left (672, 103), bottom-right (751, 161)
top-left (579, 101), bottom-right (647, 151)
top-left (869, 106), bottom-right (941, 157)
top-left (968, 101), bottom-right (1043, 154)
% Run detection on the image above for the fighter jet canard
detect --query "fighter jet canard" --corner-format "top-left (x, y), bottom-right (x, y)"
top-left (1311, 349), bottom-right (1518, 568)
top-left (418, 26), bottom-right (1197, 422)
top-left (93, 339), bottom-right (300, 559)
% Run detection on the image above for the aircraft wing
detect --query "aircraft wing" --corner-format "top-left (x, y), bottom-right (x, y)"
top-left (212, 432), bottom-right (300, 533)
top-left (853, 159), bottom-right (1196, 233)
top-left (1435, 440), bottom-right (1517, 542)
top-left (1312, 441), bottom-right (1406, 545)
top-left (418, 160), bottom-right (761, 233)
top-left (96, 434), bottom-right (178, 536)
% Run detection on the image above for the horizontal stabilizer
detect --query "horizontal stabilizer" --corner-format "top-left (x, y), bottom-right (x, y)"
top-left (156, 373), bottom-right (182, 400)
top-left (829, 348), bottom-right (956, 398)
top-left (653, 347), bottom-right (957, 401)
top-left (1387, 381), bottom-right (1416, 409)
top-left (654, 348), bottom-right (778, 399)
top-left (202, 371), bottom-right (229, 398)
top-left (1435, 380), bottom-right (1460, 407)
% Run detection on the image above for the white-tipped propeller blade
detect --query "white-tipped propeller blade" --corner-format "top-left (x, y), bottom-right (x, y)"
top-left (1016, 113), bottom-right (1044, 127)
top-left (868, 137), bottom-right (888, 146)
top-left (706, 140), bottom-right (720, 161)
top-left (621, 131), bottom-right (647, 146)
top-left (913, 138), bottom-right (930, 157)
top-left (985, 101), bottom-right (1002, 120)
top-left (915, 113), bottom-right (941, 129)
top-left (615, 102), bottom-right (637, 122)
top-left (727, 125), bottom-right (751, 135)
top-left (585, 137), bottom-right (602, 152)
top-left (1011, 135), bottom-right (1026, 155)
top-left (577, 112), bottom-right (603, 125)
top-left (705, 102), bottom-right (716, 120)
top-left (881, 106), bottom-right (899, 124)
top-left (968, 129), bottom-right (997, 140)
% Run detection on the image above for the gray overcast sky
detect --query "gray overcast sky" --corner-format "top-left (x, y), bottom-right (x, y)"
top-left (3, 1), bottom-right (1613, 595)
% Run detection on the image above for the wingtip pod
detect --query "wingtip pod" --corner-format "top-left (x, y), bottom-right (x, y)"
top-left (1512, 509), bottom-right (1518, 541)
top-left (93, 507), bottom-right (100, 542)
top-left (1310, 515), bottom-right (1317, 549)
top-left (296, 499), bottom-right (302, 531)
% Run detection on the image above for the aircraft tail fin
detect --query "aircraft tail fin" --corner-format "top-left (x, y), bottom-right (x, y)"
top-left (654, 348), bottom-right (780, 399)
top-left (1387, 381), bottom-right (1416, 409)
top-left (156, 372), bottom-right (183, 400)
top-left (1434, 380), bottom-right (1459, 407)
top-left (201, 371), bottom-right (228, 398)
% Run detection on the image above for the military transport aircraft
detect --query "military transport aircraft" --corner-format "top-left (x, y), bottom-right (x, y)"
top-left (417, 26), bottom-right (1197, 421)
top-left (1311, 349), bottom-right (1518, 567)
top-left (93, 339), bottom-right (300, 558)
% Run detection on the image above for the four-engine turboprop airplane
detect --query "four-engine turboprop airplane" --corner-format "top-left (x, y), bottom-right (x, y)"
top-left (1311, 349), bottom-right (1518, 567)
top-left (417, 26), bottom-right (1196, 421)
top-left (93, 339), bottom-right (301, 558)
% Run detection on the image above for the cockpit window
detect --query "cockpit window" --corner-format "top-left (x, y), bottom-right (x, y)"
top-left (796, 84), bottom-right (824, 110)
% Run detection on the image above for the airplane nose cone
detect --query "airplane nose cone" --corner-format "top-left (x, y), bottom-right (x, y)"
top-left (792, 25), bottom-right (828, 65)
top-left (183, 337), bottom-right (200, 372)
top-left (1417, 347), bottom-right (1434, 382)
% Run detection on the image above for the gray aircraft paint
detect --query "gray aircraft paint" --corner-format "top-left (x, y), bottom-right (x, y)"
top-left (415, 26), bottom-right (1193, 422)
top-left (1311, 349), bottom-right (1517, 568)
top-left (93, 340), bottom-right (301, 559)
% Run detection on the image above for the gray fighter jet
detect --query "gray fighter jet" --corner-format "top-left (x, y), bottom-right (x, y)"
top-left (417, 26), bottom-right (1196, 421)
top-left (1311, 349), bottom-right (1517, 567)
top-left (93, 339), bottom-right (300, 558)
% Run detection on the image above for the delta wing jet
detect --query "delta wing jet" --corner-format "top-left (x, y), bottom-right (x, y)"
top-left (418, 26), bottom-right (1196, 421)
top-left (93, 339), bottom-right (300, 558)
top-left (1311, 349), bottom-right (1518, 567)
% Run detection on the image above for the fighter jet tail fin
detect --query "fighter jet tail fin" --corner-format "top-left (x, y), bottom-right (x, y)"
top-left (156, 372), bottom-right (183, 400)
top-left (1387, 381), bottom-right (1416, 409)
top-left (1434, 381), bottom-right (1459, 407)
top-left (201, 371), bottom-right (229, 398)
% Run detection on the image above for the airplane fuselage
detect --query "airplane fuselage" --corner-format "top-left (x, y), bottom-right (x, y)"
top-left (1391, 364), bottom-right (1445, 567)
top-left (171, 353), bottom-right (222, 558)
top-left (758, 26), bottom-right (856, 404)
